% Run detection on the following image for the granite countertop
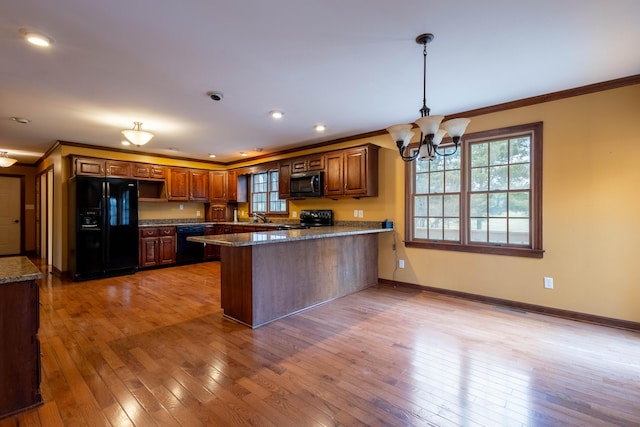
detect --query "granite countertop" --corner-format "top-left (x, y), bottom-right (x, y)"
top-left (138, 221), bottom-right (287, 228)
top-left (0, 256), bottom-right (43, 285)
top-left (187, 226), bottom-right (393, 247)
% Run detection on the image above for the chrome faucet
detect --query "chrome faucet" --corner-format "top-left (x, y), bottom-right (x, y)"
top-left (253, 212), bottom-right (268, 223)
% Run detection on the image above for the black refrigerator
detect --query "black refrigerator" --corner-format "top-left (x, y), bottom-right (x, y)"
top-left (69, 176), bottom-right (139, 281)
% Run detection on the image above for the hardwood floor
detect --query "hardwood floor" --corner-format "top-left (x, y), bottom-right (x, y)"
top-left (2, 260), bottom-right (639, 426)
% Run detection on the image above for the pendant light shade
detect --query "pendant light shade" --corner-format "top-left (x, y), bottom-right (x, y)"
top-left (0, 151), bottom-right (17, 167)
top-left (121, 122), bottom-right (154, 146)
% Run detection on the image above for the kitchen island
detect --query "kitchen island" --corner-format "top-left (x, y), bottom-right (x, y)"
top-left (189, 226), bottom-right (392, 328)
top-left (0, 257), bottom-right (43, 418)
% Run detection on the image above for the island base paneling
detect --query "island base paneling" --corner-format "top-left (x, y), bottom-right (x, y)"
top-left (220, 233), bottom-right (378, 327)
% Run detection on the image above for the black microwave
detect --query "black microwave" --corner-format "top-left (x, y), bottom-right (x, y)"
top-left (290, 171), bottom-right (324, 198)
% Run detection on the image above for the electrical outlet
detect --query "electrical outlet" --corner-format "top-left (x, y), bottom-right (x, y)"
top-left (292, 211), bottom-right (297, 218)
top-left (196, 210), bottom-right (201, 217)
top-left (179, 204), bottom-right (184, 210)
top-left (399, 259), bottom-right (405, 268)
top-left (354, 209), bottom-right (359, 218)
top-left (544, 277), bottom-right (554, 289)
top-left (358, 210), bottom-right (364, 218)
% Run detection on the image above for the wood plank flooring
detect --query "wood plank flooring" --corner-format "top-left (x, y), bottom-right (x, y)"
top-left (2, 260), bottom-right (639, 426)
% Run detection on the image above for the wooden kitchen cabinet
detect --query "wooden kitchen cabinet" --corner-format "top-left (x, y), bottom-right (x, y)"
top-left (209, 171), bottom-right (227, 202)
top-left (190, 169), bottom-right (210, 201)
top-left (204, 225), bottom-right (220, 260)
top-left (105, 160), bottom-right (131, 177)
top-left (72, 157), bottom-right (105, 176)
top-left (167, 168), bottom-right (209, 201)
top-left (278, 161), bottom-right (291, 199)
top-left (207, 204), bottom-right (227, 222)
top-left (139, 227), bottom-right (176, 268)
top-left (324, 144), bottom-right (379, 198)
top-left (132, 163), bottom-right (166, 180)
top-left (227, 170), bottom-right (238, 202)
top-left (291, 154), bottom-right (324, 173)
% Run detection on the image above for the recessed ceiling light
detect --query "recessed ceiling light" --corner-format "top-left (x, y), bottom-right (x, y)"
top-left (209, 154), bottom-right (217, 158)
top-left (11, 117), bottom-right (31, 124)
top-left (168, 147), bottom-right (178, 151)
top-left (121, 140), bottom-right (131, 146)
top-left (240, 152), bottom-right (248, 157)
top-left (20, 30), bottom-right (53, 47)
top-left (269, 110), bottom-right (284, 119)
top-left (314, 124), bottom-right (326, 132)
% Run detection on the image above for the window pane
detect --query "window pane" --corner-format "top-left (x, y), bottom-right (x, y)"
top-left (428, 218), bottom-right (443, 240)
top-left (469, 193), bottom-right (487, 217)
top-left (509, 164), bottom-right (530, 189)
top-left (470, 218), bottom-right (487, 242)
top-left (489, 165), bottom-right (508, 191)
top-left (471, 143), bottom-right (488, 167)
top-left (445, 148), bottom-right (461, 170)
top-left (445, 169), bottom-right (460, 192)
top-left (471, 167), bottom-right (488, 191)
top-left (443, 218), bottom-right (460, 241)
top-left (416, 173), bottom-right (429, 194)
top-left (509, 219), bottom-right (530, 245)
top-left (414, 218), bottom-right (428, 239)
top-left (510, 137), bottom-right (531, 163)
top-left (488, 218), bottom-right (508, 243)
top-left (428, 195), bottom-right (443, 217)
top-left (430, 155), bottom-right (445, 172)
top-left (490, 140), bottom-right (509, 165)
top-left (443, 195), bottom-right (460, 217)
top-left (414, 196), bottom-right (428, 216)
top-left (508, 192), bottom-right (529, 217)
top-left (489, 193), bottom-right (507, 217)
top-left (429, 171), bottom-right (444, 193)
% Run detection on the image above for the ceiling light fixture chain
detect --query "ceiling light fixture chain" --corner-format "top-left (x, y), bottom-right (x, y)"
top-left (387, 33), bottom-right (470, 162)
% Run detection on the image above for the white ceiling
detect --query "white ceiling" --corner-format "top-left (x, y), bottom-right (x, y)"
top-left (2, 0), bottom-right (639, 165)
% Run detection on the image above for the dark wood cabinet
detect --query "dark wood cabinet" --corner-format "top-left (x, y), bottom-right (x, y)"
top-left (0, 270), bottom-right (42, 417)
top-left (278, 162), bottom-right (291, 199)
top-left (139, 227), bottom-right (176, 268)
top-left (209, 171), bottom-right (227, 202)
top-left (204, 225), bottom-right (220, 260)
top-left (167, 168), bottom-right (189, 200)
top-left (292, 154), bottom-right (324, 172)
top-left (227, 170), bottom-right (238, 202)
top-left (190, 170), bottom-right (210, 201)
top-left (207, 204), bottom-right (227, 222)
top-left (132, 163), bottom-right (166, 180)
top-left (72, 157), bottom-right (105, 176)
top-left (105, 160), bottom-right (131, 177)
top-left (168, 168), bottom-right (209, 201)
top-left (324, 144), bottom-right (379, 198)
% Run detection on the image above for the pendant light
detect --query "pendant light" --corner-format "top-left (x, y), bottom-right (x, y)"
top-left (121, 122), bottom-right (154, 146)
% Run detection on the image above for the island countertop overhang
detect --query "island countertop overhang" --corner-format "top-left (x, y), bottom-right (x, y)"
top-left (187, 226), bottom-right (393, 247)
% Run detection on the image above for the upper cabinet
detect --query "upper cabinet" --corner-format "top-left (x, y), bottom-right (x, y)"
top-left (132, 163), bottom-right (166, 180)
top-left (105, 160), bottom-right (131, 178)
top-left (209, 171), bottom-right (227, 202)
top-left (227, 170), bottom-right (238, 202)
top-left (278, 162), bottom-right (291, 199)
top-left (291, 154), bottom-right (324, 173)
top-left (72, 157), bottom-right (105, 177)
top-left (168, 168), bottom-right (209, 201)
top-left (324, 145), bottom-right (379, 198)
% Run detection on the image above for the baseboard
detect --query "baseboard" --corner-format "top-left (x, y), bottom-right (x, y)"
top-left (377, 278), bottom-right (640, 332)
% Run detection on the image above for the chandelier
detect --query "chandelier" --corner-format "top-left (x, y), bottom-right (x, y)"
top-left (387, 33), bottom-right (470, 162)
top-left (0, 151), bottom-right (17, 167)
top-left (121, 122), bottom-right (154, 146)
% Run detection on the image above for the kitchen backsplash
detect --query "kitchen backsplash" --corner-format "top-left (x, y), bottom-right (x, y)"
top-left (138, 201), bottom-right (206, 220)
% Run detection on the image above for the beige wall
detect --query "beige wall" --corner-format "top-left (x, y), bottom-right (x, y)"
top-left (37, 82), bottom-right (640, 323)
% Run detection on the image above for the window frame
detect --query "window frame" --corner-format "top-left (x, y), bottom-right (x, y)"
top-left (405, 122), bottom-right (543, 258)
top-left (249, 168), bottom-right (288, 216)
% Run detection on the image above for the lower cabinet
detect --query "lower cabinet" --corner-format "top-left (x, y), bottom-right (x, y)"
top-left (204, 225), bottom-right (221, 260)
top-left (139, 227), bottom-right (176, 268)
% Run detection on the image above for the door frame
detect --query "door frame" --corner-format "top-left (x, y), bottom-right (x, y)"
top-left (36, 166), bottom-right (54, 264)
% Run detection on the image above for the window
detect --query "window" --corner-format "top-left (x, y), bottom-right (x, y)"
top-left (406, 122), bottom-right (543, 258)
top-left (251, 170), bottom-right (287, 214)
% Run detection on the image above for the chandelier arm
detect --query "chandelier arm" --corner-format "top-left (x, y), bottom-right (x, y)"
top-left (397, 140), bottom-right (422, 162)
top-left (433, 144), bottom-right (459, 158)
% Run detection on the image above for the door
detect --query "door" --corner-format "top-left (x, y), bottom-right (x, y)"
top-left (105, 179), bottom-right (138, 272)
top-left (0, 176), bottom-right (22, 255)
